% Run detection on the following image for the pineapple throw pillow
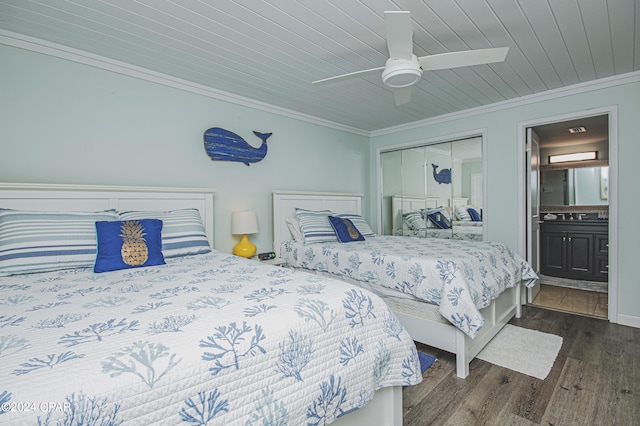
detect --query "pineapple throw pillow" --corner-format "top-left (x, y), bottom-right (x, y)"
top-left (94, 219), bottom-right (165, 273)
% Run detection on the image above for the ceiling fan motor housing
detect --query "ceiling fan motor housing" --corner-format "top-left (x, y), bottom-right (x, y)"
top-left (382, 54), bottom-right (422, 88)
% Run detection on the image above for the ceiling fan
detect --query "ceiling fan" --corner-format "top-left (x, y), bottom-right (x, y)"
top-left (313, 11), bottom-right (509, 106)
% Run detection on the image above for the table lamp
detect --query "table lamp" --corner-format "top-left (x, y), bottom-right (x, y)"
top-left (231, 210), bottom-right (258, 258)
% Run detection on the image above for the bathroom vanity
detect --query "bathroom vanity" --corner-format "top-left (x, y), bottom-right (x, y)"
top-left (540, 219), bottom-right (609, 282)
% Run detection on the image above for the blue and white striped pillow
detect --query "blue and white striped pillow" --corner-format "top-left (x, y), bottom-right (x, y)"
top-left (334, 213), bottom-right (376, 237)
top-left (118, 208), bottom-right (211, 258)
top-left (0, 209), bottom-right (118, 276)
top-left (455, 205), bottom-right (473, 221)
top-left (403, 210), bottom-right (427, 231)
top-left (294, 208), bottom-right (338, 244)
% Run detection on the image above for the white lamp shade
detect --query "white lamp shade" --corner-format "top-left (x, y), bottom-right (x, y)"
top-left (231, 211), bottom-right (258, 235)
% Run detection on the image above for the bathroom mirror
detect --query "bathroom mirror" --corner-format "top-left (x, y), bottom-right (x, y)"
top-left (540, 165), bottom-right (609, 206)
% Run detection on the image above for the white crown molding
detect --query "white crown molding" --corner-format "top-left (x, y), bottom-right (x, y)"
top-left (3, 29), bottom-right (639, 139)
top-left (0, 30), bottom-right (369, 137)
top-left (0, 182), bottom-right (217, 194)
top-left (371, 71), bottom-right (640, 137)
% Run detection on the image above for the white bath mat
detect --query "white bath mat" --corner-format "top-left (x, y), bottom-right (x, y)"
top-left (476, 324), bottom-right (563, 380)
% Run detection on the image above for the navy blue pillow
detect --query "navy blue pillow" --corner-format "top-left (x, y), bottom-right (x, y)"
top-left (94, 219), bottom-right (165, 273)
top-left (467, 207), bottom-right (482, 222)
top-left (427, 211), bottom-right (451, 229)
top-left (328, 216), bottom-right (365, 242)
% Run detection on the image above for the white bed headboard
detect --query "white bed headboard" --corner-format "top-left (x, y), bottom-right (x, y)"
top-left (272, 191), bottom-right (362, 252)
top-left (0, 183), bottom-right (216, 247)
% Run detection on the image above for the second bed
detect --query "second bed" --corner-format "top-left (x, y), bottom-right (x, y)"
top-left (273, 191), bottom-right (538, 378)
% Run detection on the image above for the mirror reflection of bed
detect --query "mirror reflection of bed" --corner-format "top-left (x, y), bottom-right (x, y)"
top-left (391, 195), bottom-right (483, 241)
top-left (380, 136), bottom-right (484, 242)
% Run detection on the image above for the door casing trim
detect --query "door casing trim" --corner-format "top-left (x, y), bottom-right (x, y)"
top-left (517, 106), bottom-right (618, 322)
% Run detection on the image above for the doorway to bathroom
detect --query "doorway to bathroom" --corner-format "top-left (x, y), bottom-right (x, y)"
top-left (524, 111), bottom-right (615, 319)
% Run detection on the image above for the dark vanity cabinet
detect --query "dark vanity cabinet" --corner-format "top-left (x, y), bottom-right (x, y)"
top-left (540, 220), bottom-right (608, 282)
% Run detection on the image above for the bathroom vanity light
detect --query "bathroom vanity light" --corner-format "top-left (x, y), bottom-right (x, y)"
top-left (549, 151), bottom-right (596, 164)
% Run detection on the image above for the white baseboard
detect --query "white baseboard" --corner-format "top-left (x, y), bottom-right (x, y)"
top-left (616, 314), bottom-right (640, 329)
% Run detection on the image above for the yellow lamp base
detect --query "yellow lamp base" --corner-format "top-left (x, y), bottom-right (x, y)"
top-left (233, 234), bottom-right (257, 258)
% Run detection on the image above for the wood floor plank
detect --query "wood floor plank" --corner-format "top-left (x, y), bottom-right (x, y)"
top-left (564, 314), bottom-right (608, 365)
top-left (540, 357), bottom-right (601, 425)
top-left (500, 369), bottom-right (551, 423)
top-left (404, 345), bottom-right (455, 401)
top-left (487, 412), bottom-right (538, 426)
top-left (442, 364), bottom-right (526, 425)
top-left (401, 305), bottom-right (639, 426)
top-left (508, 309), bottom-right (578, 423)
top-left (403, 358), bottom-right (491, 425)
top-left (593, 323), bottom-right (640, 424)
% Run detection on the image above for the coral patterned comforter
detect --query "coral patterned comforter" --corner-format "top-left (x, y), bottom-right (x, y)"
top-left (0, 251), bottom-right (421, 425)
top-left (280, 236), bottom-right (538, 338)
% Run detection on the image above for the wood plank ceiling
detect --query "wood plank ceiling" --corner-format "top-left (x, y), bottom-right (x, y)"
top-left (0, 0), bottom-right (638, 132)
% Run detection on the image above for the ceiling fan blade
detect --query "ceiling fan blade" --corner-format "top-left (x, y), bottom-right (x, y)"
top-left (418, 47), bottom-right (509, 71)
top-left (393, 86), bottom-right (412, 106)
top-left (384, 11), bottom-right (413, 60)
top-left (312, 66), bottom-right (384, 85)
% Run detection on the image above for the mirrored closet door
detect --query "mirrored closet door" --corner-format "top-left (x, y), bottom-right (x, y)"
top-left (380, 136), bottom-right (484, 241)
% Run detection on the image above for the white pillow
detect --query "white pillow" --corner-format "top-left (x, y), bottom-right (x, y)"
top-left (455, 205), bottom-right (473, 221)
top-left (285, 217), bottom-right (304, 241)
top-left (402, 211), bottom-right (427, 231)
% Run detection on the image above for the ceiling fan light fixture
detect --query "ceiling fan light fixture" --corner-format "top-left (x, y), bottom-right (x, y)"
top-left (382, 56), bottom-right (422, 88)
top-left (313, 11), bottom-right (508, 105)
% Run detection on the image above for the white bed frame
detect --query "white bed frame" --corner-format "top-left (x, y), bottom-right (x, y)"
top-left (0, 183), bottom-right (403, 426)
top-left (274, 190), bottom-right (521, 379)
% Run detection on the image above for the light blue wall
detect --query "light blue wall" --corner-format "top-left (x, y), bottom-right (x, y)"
top-left (0, 45), bottom-right (369, 253)
top-left (2, 43), bottom-right (638, 326)
top-left (369, 79), bottom-right (640, 325)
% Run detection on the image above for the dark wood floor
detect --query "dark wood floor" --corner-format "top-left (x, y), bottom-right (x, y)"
top-left (402, 305), bottom-right (639, 425)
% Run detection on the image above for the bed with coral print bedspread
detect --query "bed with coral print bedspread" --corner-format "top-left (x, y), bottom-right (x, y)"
top-left (0, 251), bottom-right (421, 425)
top-left (280, 236), bottom-right (538, 339)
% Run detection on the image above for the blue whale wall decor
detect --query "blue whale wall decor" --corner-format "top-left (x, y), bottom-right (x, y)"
top-left (432, 164), bottom-right (451, 184)
top-left (204, 127), bottom-right (272, 166)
